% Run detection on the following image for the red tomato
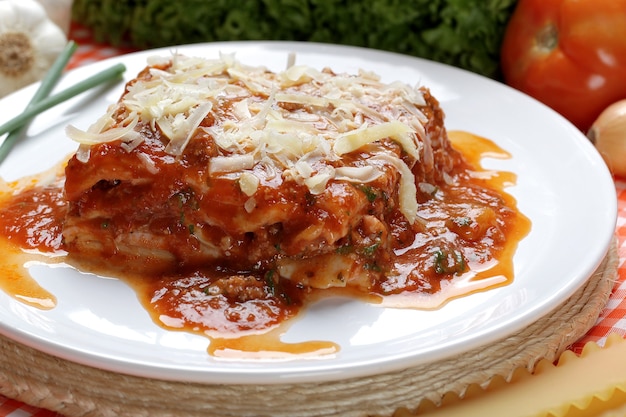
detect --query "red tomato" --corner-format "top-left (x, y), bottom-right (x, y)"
top-left (500, 0), bottom-right (626, 132)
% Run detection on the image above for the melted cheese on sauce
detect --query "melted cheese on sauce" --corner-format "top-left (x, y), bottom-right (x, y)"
top-left (65, 53), bottom-right (430, 224)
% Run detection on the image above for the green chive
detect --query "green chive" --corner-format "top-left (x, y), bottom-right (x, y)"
top-left (0, 41), bottom-right (78, 163)
top-left (0, 62), bottom-right (127, 146)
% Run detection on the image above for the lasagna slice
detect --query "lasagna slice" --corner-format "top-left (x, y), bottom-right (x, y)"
top-left (63, 54), bottom-right (465, 292)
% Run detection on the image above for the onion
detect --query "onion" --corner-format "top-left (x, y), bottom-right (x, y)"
top-left (587, 99), bottom-right (626, 178)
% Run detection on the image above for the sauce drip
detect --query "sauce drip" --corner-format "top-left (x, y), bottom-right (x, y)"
top-left (0, 237), bottom-right (56, 309)
top-left (208, 327), bottom-right (339, 358)
top-left (0, 178), bottom-right (65, 309)
top-left (380, 131), bottom-right (530, 309)
top-left (0, 131), bottom-right (529, 357)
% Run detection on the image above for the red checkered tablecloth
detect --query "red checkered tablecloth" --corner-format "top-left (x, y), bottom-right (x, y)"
top-left (0, 22), bottom-right (624, 417)
top-left (571, 180), bottom-right (626, 350)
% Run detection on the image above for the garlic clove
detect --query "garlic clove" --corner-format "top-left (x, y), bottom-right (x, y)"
top-left (35, 0), bottom-right (73, 35)
top-left (0, 3), bottom-right (19, 30)
top-left (14, 1), bottom-right (44, 29)
top-left (587, 99), bottom-right (626, 178)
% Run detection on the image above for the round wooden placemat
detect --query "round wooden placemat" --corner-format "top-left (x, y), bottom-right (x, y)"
top-left (0, 237), bottom-right (618, 417)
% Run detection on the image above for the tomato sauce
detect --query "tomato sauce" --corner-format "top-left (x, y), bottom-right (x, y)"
top-left (0, 131), bottom-right (530, 356)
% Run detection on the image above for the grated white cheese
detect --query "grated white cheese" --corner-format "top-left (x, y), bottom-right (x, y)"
top-left (164, 101), bottom-right (213, 155)
top-left (334, 165), bottom-right (383, 183)
top-left (333, 121), bottom-right (417, 158)
top-left (68, 53), bottom-right (433, 224)
top-left (66, 112), bottom-right (140, 145)
top-left (209, 154), bottom-right (255, 174)
top-left (369, 153), bottom-right (418, 224)
top-left (239, 172), bottom-right (260, 196)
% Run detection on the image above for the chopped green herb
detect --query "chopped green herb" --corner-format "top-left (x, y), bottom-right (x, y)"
top-left (335, 244), bottom-right (354, 255)
top-left (364, 263), bottom-right (382, 272)
top-left (433, 248), bottom-right (467, 275)
top-left (358, 185), bottom-right (378, 202)
top-left (454, 250), bottom-right (466, 273)
top-left (265, 270), bottom-right (276, 295)
top-left (360, 242), bottom-right (380, 257)
top-left (433, 249), bottom-right (446, 274)
top-left (281, 292), bottom-right (292, 305)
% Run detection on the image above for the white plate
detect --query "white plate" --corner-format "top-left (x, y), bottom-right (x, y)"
top-left (0, 42), bottom-right (617, 385)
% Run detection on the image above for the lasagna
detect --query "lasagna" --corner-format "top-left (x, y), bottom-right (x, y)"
top-left (0, 53), bottom-right (527, 340)
top-left (24, 52), bottom-right (529, 333)
top-left (62, 54), bottom-right (471, 294)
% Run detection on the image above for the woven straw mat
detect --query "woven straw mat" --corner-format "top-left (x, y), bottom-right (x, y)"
top-left (0, 237), bottom-right (618, 417)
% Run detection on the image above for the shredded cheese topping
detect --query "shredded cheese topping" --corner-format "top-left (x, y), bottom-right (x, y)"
top-left (65, 53), bottom-right (431, 223)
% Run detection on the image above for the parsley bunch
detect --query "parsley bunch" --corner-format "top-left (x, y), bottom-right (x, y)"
top-left (72, 0), bottom-right (516, 78)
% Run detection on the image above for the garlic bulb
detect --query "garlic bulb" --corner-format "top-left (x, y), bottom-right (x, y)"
top-left (587, 99), bottom-right (626, 178)
top-left (0, 0), bottom-right (67, 98)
